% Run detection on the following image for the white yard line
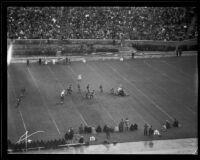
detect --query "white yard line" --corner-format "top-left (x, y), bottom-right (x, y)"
top-left (108, 65), bottom-right (174, 121)
top-left (85, 63), bottom-right (147, 125)
top-left (8, 72), bottom-right (28, 133)
top-left (26, 67), bottom-right (61, 135)
top-left (68, 65), bottom-right (119, 126)
top-left (83, 64), bottom-right (119, 126)
top-left (143, 60), bottom-right (193, 93)
top-left (47, 65), bottom-right (88, 126)
top-left (124, 62), bottom-right (196, 115)
top-left (18, 110), bottom-right (27, 132)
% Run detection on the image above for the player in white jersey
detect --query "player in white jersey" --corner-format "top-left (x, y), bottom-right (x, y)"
top-left (60, 89), bottom-right (65, 104)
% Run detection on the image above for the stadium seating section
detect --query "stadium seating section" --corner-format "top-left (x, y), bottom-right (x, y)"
top-left (7, 7), bottom-right (197, 41)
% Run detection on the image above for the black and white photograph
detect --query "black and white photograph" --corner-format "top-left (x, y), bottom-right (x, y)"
top-left (5, 5), bottom-right (198, 154)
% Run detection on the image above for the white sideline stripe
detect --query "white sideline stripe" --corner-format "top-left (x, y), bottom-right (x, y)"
top-left (143, 60), bottom-right (193, 93)
top-left (26, 67), bottom-right (61, 135)
top-left (124, 62), bottom-right (196, 115)
top-left (48, 65), bottom-right (88, 126)
top-left (87, 63), bottom-right (147, 124)
top-left (108, 65), bottom-right (174, 121)
top-left (8, 72), bottom-right (28, 133)
top-left (19, 110), bottom-right (27, 132)
top-left (160, 60), bottom-right (191, 79)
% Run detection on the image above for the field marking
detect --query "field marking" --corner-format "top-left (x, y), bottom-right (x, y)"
top-left (47, 65), bottom-right (88, 126)
top-left (143, 60), bottom-right (193, 93)
top-left (84, 64), bottom-right (119, 126)
top-left (16, 131), bottom-right (45, 144)
top-left (8, 71), bottom-right (28, 133)
top-left (107, 64), bottom-right (174, 121)
top-left (46, 66), bottom-right (62, 89)
top-left (96, 62), bottom-right (161, 124)
top-left (18, 110), bottom-right (27, 132)
top-left (160, 60), bottom-right (192, 79)
top-left (85, 63), bottom-right (147, 125)
top-left (90, 63), bottom-right (147, 124)
top-left (124, 62), bottom-right (196, 115)
top-left (62, 66), bottom-right (89, 126)
top-left (26, 67), bottom-right (61, 135)
top-left (68, 64), bottom-right (119, 126)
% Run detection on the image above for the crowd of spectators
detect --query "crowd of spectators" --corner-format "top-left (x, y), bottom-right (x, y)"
top-left (7, 7), bottom-right (197, 41)
top-left (8, 117), bottom-right (180, 152)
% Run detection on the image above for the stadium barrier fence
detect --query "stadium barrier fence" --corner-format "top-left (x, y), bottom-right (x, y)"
top-left (8, 38), bottom-right (197, 60)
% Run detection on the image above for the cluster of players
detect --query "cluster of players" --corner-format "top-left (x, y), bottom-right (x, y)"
top-left (59, 82), bottom-right (129, 104)
top-left (60, 83), bottom-right (97, 104)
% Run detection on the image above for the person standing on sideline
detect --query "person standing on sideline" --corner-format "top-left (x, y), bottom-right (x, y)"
top-left (39, 58), bottom-right (42, 65)
top-left (121, 119), bottom-right (125, 132)
top-left (105, 125), bottom-right (110, 139)
top-left (149, 125), bottom-right (153, 136)
top-left (125, 117), bottom-right (130, 131)
top-left (26, 59), bottom-right (30, 66)
top-left (144, 123), bottom-right (148, 136)
top-left (175, 45), bottom-right (179, 56)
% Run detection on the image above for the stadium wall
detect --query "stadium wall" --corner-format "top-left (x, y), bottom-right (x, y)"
top-left (10, 38), bottom-right (197, 57)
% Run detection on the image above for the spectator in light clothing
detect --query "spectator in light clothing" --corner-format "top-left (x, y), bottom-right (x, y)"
top-left (153, 129), bottom-right (161, 137)
top-left (89, 136), bottom-right (96, 142)
top-left (125, 117), bottom-right (130, 131)
top-left (161, 123), bottom-right (167, 132)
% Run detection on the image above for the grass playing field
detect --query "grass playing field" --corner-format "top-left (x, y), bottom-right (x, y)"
top-left (7, 56), bottom-right (197, 145)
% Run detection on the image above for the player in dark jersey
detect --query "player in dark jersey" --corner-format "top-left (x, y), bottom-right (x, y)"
top-left (77, 83), bottom-right (81, 92)
top-left (67, 84), bottom-right (72, 95)
top-left (99, 84), bottom-right (103, 93)
top-left (86, 84), bottom-right (90, 93)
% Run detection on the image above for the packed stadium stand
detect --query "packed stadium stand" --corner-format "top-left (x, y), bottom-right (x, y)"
top-left (7, 7), bottom-right (197, 41)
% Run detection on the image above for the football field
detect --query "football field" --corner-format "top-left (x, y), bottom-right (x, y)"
top-left (7, 56), bottom-right (198, 144)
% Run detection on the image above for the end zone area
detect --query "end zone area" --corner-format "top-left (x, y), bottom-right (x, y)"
top-left (7, 56), bottom-right (197, 145)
